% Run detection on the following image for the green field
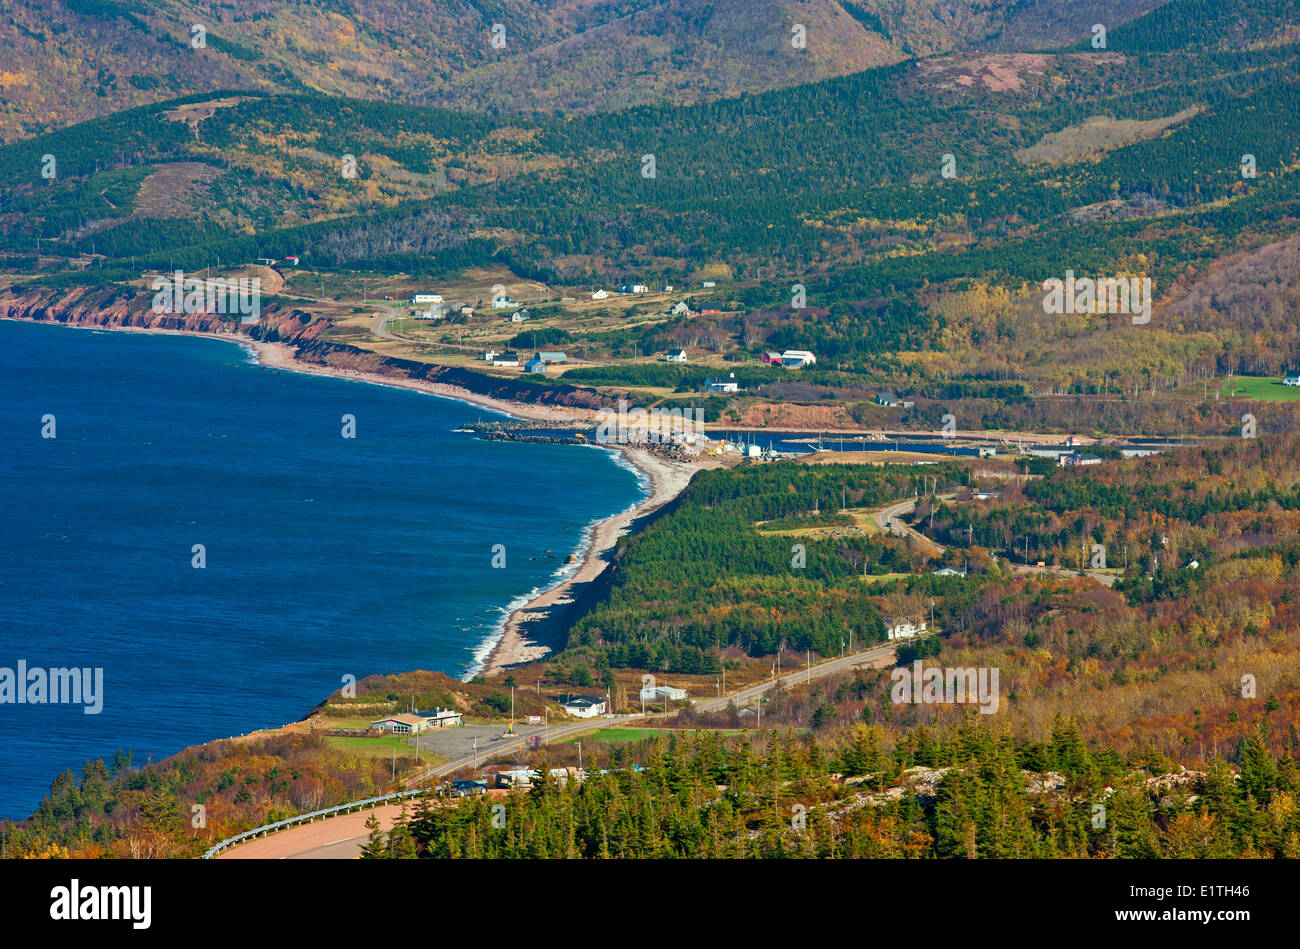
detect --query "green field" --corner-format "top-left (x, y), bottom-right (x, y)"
top-left (324, 735), bottom-right (433, 760)
top-left (1218, 376), bottom-right (1300, 401)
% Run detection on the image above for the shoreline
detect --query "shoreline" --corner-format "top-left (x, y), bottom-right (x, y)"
top-left (2, 316), bottom-right (594, 424)
top-left (473, 445), bottom-right (702, 678)
top-left (6, 316), bottom-right (701, 683)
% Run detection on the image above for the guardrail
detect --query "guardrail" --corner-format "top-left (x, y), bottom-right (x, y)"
top-left (202, 785), bottom-right (432, 859)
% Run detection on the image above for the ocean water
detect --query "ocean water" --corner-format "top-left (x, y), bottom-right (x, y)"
top-left (0, 319), bottom-right (643, 820)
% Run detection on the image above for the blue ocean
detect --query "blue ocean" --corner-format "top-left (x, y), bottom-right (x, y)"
top-left (0, 319), bottom-right (643, 819)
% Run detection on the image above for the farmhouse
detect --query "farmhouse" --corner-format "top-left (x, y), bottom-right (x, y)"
top-left (1285, 371), bottom-right (1300, 386)
top-left (509, 308), bottom-right (531, 323)
top-left (706, 373), bottom-right (740, 393)
top-left (591, 289), bottom-right (609, 299)
top-left (482, 348), bottom-right (500, 361)
top-left (493, 351), bottom-right (520, 367)
top-left (876, 391), bottom-right (915, 408)
top-left (663, 349), bottom-right (688, 362)
top-left (493, 297), bottom-right (519, 309)
top-left (887, 620), bottom-right (928, 641)
top-left (1058, 452), bottom-right (1102, 467)
top-left (557, 695), bottom-right (607, 718)
top-left (639, 684), bottom-right (688, 702)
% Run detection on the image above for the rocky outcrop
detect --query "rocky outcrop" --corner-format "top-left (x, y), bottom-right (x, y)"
top-left (0, 284), bottom-right (612, 410)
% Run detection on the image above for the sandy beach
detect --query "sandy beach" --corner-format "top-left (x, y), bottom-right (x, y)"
top-left (476, 446), bottom-right (705, 677)
top-left (243, 332), bottom-right (710, 676)
top-left (245, 336), bottom-right (594, 423)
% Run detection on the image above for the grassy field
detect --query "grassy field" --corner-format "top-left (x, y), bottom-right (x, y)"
top-left (1218, 376), bottom-right (1300, 401)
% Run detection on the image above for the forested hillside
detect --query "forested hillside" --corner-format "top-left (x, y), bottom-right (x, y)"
top-left (5, 6), bottom-right (1299, 412)
top-left (0, 0), bottom-right (1165, 143)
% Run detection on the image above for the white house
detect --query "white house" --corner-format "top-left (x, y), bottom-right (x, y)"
top-left (671, 301), bottom-right (691, 316)
top-left (887, 620), bottom-right (927, 641)
top-left (591, 289), bottom-right (609, 300)
top-left (492, 351), bottom-right (520, 367)
top-left (558, 695), bottom-right (607, 718)
top-left (639, 684), bottom-right (688, 703)
top-left (702, 280), bottom-right (716, 288)
top-left (663, 349), bottom-right (688, 362)
top-left (412, 293), bottom-right (442, 305)
top-left (706, 373), bottom-right (739, 393)
top-left (1058, 453), bottom-right (1102, 467)
top-left (1285, 371), bottom-right (1300, 386)
top-left (493, 297), bottom-right (519, 309)
top-left (482, 348), bottom-right (501, 362)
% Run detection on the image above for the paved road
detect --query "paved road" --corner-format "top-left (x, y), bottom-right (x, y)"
top-left (218, 803), bottom-right (413, 860)
top-left (371, 311), bottom-right (399, 340)
top-left (875, 497), bottom-right (948, 555)
top-left (218, 642), bottom-right (899, 859)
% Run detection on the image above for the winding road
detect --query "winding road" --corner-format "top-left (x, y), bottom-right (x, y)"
top-left (217, 641), bottom-right (899, 859)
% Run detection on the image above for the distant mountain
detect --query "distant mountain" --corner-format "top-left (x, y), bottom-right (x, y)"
top-left (0, 0), bottom-right (1169, 141)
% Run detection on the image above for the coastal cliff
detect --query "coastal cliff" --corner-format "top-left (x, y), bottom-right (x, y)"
top-left (0, 284), bottom-right (612, 411)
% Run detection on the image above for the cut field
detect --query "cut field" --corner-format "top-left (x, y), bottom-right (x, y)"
top-left (1218, 376), bottom-right (1300, 401)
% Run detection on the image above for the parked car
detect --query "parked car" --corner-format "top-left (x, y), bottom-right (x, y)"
top-left (445, 779), bottom-right (486, 797)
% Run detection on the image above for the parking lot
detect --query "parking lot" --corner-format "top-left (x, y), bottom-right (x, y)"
top-left (412, 723), bottom-right (547, 764)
